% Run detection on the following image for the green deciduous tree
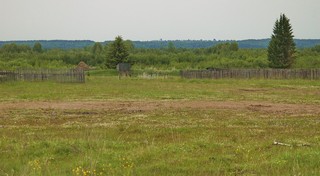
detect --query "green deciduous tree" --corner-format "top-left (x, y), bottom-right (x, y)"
top-left (1, 43), bottom-right (31, 53)
top-left (124, 40), bottom-right (135, 52)
top-left (90, 42), bottom-right (104, 66)
top-left (268, 14), bottom-right (296, 68)
top-left (33, 42), bottom-right (43, 53)
top-left (92, 42), bottom-right (103, 55)
top-left (311, 45), bottom-right (320, 53)
top-left (106, 36), bottom-right (130, 68)
top-left (205, 42), bottom-right (239, 55)
top-left (167, 42), bottom-right (176, 52)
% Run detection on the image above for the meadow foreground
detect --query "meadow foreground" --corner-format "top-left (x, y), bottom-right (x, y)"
top-left (0, 77), bottom-right (319, 175)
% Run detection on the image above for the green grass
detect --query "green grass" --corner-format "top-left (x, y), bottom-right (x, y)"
top-left (1, 108), bottom-right (320, 175)
top-left (0, 76), bottom-right (320, 175)
top-left (87, 69), bottom-right (181, 77)
top-left (0, 76), bottom-right (319, 104)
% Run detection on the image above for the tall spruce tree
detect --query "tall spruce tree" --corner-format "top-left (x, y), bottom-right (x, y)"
top-left (106, 36), bottom-right (129, 68)
top-left (268, 14), bottom-right (296, 68)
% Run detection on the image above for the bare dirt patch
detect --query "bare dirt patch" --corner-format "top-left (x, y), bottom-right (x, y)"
top-left (0, 100), bottom-right (319, 115)
top-left (238, 88), bottom-right (267, 92)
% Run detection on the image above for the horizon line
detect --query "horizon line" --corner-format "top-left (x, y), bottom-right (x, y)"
top-left (1, 38), bottom-right (320, 42)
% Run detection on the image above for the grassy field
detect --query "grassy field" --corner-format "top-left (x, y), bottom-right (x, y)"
top-left (0, 76), bottom-right (320, 175)
top-left (0, 76), bottom-right (319, 103)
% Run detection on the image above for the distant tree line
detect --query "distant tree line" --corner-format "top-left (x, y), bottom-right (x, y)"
top-left (1, 39), bottom-right (319, 70)
top-left (1, 39), bottom-right (320, 50)
top-left (1, 14), bottom-right (320, 70)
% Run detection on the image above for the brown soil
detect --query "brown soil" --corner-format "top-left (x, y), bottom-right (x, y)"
top-left (0, 100), bottom-right (319, 115)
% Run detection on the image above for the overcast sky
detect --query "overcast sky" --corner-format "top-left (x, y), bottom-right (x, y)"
top-left (1, 0), bottom-right (319, 41)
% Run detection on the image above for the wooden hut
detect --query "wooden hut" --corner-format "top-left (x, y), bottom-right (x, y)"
top-left (76, 61), bottom-right (90, 71)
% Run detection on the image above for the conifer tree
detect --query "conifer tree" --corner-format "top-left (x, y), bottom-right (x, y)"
top-left (268, 14), bottom-right (296, 68)
top-left (106, 36), bottom-right (129, 68)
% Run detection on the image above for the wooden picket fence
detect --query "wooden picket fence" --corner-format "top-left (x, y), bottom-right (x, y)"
top-left (0, 71), bottom-right (16, 82)
top-left (0, 69), bottom-right (85, 83)
top-left (180, 69), bottom-right (320, 80)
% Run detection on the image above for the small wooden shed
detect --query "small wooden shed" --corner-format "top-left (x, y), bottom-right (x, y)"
top-left (116, 63), bottom-right (131, 77)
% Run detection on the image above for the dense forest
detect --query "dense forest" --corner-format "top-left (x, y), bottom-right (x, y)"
top-left (0, 41), bottom-right (320, 70)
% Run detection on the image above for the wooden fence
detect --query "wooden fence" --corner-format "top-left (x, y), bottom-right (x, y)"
top-left (0, 71), bottom-right (16, 82)
top-left (180, 69), bottom-right (320, 80)
top-left (0, 69), bottom-right (85, 83)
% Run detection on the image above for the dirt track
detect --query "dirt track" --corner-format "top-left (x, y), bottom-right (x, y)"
top-left (0, 100), bottom-right (319, 115)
